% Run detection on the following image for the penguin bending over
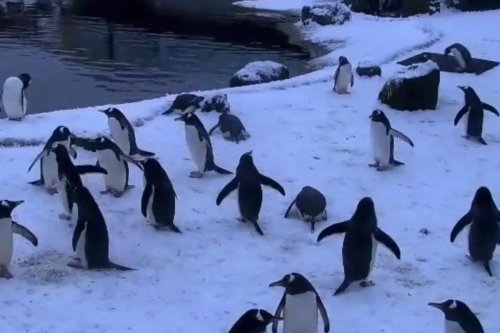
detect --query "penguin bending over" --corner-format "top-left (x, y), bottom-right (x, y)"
top-left (99, 107), bottom-right (155, 157)
top-left (333, 56), bottom-right (353, 94)
top-left (454, 86), bottom-right (499, 145)
top-left (1, 73), bottom-right (31, 120)
top-left (369, 109), bottom-right (414, 171)
top-left (429, 299), bottom-right (484, 333)
top-left (175, 112), bottom-right (232, 178)
top-left (216, 151), bottom-right (285, 235)
top-left (208, 112), bottom-right (250, 143)
top-left (269, 273), bottom-right (330, 333)
top-left (284, 186), bottom-right (327, 233)
top-left (28, 126), bottom-right (77, 194)
top-left (139, 158), bottom-right (181, 233)
top-left (163, 94), bottom-right (204, 115)
top-left (0, 200), bottom-right (38, 279)
top-left (228, 309), bottom-right (282, 333)
top-left (444, 43), bottom-right (473, 72)
top-left (317, 197), bottom-right (401, 295)
top-left (450, 186), bottom-right (499, 277)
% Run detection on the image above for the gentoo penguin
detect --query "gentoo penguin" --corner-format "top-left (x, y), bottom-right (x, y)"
top-left (444, 43), bottom-right (473, 72)
top-left (201, 93), bottom-right (230, 113)
top-left (317, 197), bottom-right (401, 295)
top-left (72, 136), bottom-right (143, 197)
top-left (175, 112), bottom-right (232, 178)
top-left (268, 273), bottom-right (330, 333)
top-left (0, 200), bottom-right (38, 279)
top-left (284, 186), bottom-right (327, 233)
top-left (28, 126), bottom-right (78, 194)
top-left (163, 94), bottom-right (204, 115)
top-left (369, 109), bottom-right (414, 171)
top-left (68, 185), bottom-right (134, 271)
top-left (450, 186), bottom-right (499, 276)
top-left (333, 56), bottom-right (353, 94)
top-left (1, 73), bottom-right (31, 120)
top-left (228, 309), bottom-right (282, 333)
top-left (454, 86), bottom-right (499, 145)
top-left (216, 151), bottom-right (285, 235)
top-left (208, 112), bottom-right (250, 143)
top-left (99, 107), bottom-right (155, 157)
top-left (429, 299), bottom-right (484, 333)
top-left (139, 158), bottom-right (181, 233)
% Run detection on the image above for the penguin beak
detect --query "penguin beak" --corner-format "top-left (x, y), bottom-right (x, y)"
top-left (457, 86), bottom-right (466, 91)
top-left (428, 302), bottom-right (444, 310)
top-left (269, 279), bottom-right (285, 288)
top-left (98, 109), bottom-right (107, 114)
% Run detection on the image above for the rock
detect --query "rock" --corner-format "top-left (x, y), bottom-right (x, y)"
top-left (378, 60), bottom-right (440, 111)
top-left (356, 61), bottom-right (382, 77)
top-left (344, 0), bottom-right (430, 17)
top-left (201, 93), bottom-right (230, 113)
top-left (229, 61), bottom-right (289, 88)
top-left (301, 2), bottom-right (352, 26)
top-left (445, 0), bottom-right (500, 11)
top-left (429, 0), bottom-right (440, 14)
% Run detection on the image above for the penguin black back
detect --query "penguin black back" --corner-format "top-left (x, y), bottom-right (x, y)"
top-left (142, 158), bottom-right (175, 190)
top-left (228, 309), bottom-right (281, 333)
top-left (284, 186), bottom-right (327, 233)
top-left (163, 94), bottom-right (204, 115)
top-left (429, 299), bottom-right (484, 333)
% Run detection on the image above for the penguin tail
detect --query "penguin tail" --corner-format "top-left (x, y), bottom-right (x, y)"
top-left (28, 179), bottom-right (44, 186)
top-left (136, 149), bottom-right (155, 157)
top-left (334, 279), bottom-right (351, 296)
top-left (391, 159), bottom-right (405, 166)
top-left (484, 261), bottom-right (493, 277)
top-left (107, 261), bottom-right (136, 271)
top-left (212, 164), bottom-right (233, 175)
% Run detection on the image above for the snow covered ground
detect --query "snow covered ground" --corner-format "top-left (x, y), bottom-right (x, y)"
top-left (1, 3), bottom-right (500, 332)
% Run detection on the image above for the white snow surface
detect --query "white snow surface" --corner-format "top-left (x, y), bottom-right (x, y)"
top-left (1, 7), bottom-right (500, 333)
top-left (233, 61), bottom-right (288, 83)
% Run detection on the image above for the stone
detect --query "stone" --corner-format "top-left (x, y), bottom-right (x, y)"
top-left (445, 0), bottom-right (500, 11)
top-left (201, 93), bottom-right (230, 113)
top-left (229, 61), bottom-right (289, 88)
top-left (344, 0), bottom-right (430, 17)
top-left (301, 2), bottom-right (352, 26)
top-left (356, 61), bottom-right (382, 77)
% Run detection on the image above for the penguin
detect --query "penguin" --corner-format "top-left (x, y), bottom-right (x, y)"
top-left (268, 273), bottom-right (330, 333)
top-left (208, 112), bottom-right (250, 143)
top-left (174, 112), bottom-right (232, 178)
top-left (316, 197), bottom-right (401, 295)
top-left (444, 43), bottom-right (473, 72)
top-left (68, 185), bottom-right (134, 271)
top-left (454, 86), bottom-right (499, 145)
top-left (162, 94), bottom-right (205, 115)
top-left (333, 56), bottom-right (353, 94)
top-left (201, 93), bottom-right (230, 113)
top-left (27, 126), bottom-right (78, 194)
top-left (72, 136), bottom-right (143, 197)
top-left (99, 107), bottom-right (155, 157)
top-left (216, 151), bottom-right (285, 235)
top-left (450, 186), bottom-right (499, 277)
top-left (1, 73), bottom-right (31, 120)
top-left (0, 200), bottom-right (38, 279)
top-left (428, 299), bottom-right (484, 333)
top-left (228, 309), bottom-right (282, 333)
top-left (139, 158), bottom-right (181, 233)
top-left (284, 186), bottom-right (327, 233)
top-left (369, 109), bottom-right (414, 171)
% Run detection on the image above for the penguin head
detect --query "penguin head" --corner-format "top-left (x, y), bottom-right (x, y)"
top-left (18, 73), bottom-right (31, 88)
top-left (269, 272), bottom-right (312, 293)
top-left (473, 186), bottom-right (495, 208)
top-left (99, 107), bottom-right (121, 118)
top-left (0, 200), bottom-right (24, 219)
top-left (237, 151), bottom-right (257, 173)
top-left (369, 109), bottom-right (387, 122)
top-left (352, 197), bottom-right (377, 226)
top-left (428, 299), bottom-right (476, 323)
top-left (229, 309), bottom-right (282, 333)
top-left (338, 56), bottom-right (349, 66)
top-left (51, 126), bottom-right (74, 142)
top-left (174, 111), bottom-right (200, 125)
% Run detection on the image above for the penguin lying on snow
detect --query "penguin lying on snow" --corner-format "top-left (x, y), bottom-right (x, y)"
top-left (216, 151), bottom-right (285, 236)
top-left (0, 200), bottom-right (38, 279)
top-left (1, 73), bottom-right (31, 120)
top-left (454, 86), bottom-right (499, 145)
top-left (317, 197), bottom-right (401, 295)
top-left (163, 94), bottom-right (205, 115)
top-left (333, 56), bottom-right (353, 94)
top-left (202, 93), bottom-right (230, 113)
top-left (429, 299), bottom-right (484, 333)
top-left (450, 186), bottom-right (499, 277)
top-left (228, 309), bottom-right (282, 333)
top-left (269, 273), bottom-right (330, 333)
top-left (284, 186), bottom-right (327, 233)
top-left (208, 112), bottom-right (250, 143)
top-left (444, 43), bottom-right (473, 72)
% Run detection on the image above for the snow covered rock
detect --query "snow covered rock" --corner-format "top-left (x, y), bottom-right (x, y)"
top-left (301, 2), bottom-right (352, 26)
top-left (356, 61), bottom-right (382, 77)
top-left (445, 0), bottom-right (500, 11)
top-left (229, 61), bottom-right (290, 88)
top-left (378, 60), bottom-right (440, 111)
top-left (201, 93), bottom-right (230, 113)
top-left (345, 0), bottom-right (430, 17)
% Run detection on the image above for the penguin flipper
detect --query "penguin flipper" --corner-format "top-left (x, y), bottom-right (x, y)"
top-left (316, 221), bottom-right (349, 242)
top-left (212, 164), bottom-right (233, 175)
top-left (389, 128), bottom-right (414, 147)
top-left (284, 198), bottom-right (297, 218)
top-left (271, 293), bottom-right (286, 333)
top-left (450, 211), bottom-right (473, 242)
top-left (135, 149), bottom-right (155, 157)
top-left (75, 165), bottom-right (108, 175)
top-left (454, 105), bottom-right (468, 126)
top-left (216, 177), bottom-right (238, 205)
top-left (374, 228), bottom-right (401, 259)
top-left (482, 103), bottom-right (499, 116)
top-left (12, 221), bottom-right (38, 246)
top-left (208, 122), bottom-right (220, 136)
top-left (483, 261), bottom-right (493, 277)
top-left (141, 184), bottom-right (153, 218)
top-left (72, 218), bottom-right (85, 251)
top-left (316, 293), bottom-right (330, 332)
top-left (259, 175), bottom-right (285, 196)
top-left (27, 149), bottom-right (45, 172)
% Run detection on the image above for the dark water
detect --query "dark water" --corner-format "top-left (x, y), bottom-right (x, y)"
top-left (0, 0), bottom-right (310, 114)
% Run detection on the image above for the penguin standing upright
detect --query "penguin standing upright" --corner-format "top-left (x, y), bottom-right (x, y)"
top-left (216, 151), bottom-right (285, 235)
top-left (228, 309), bottom-right (282, 333)
top-left (208, 112), bottom-right (250, 143)
top-left (268, 273), bottom-right (330, 333)
top-left (445, 43), bottom-right (473, 72)
top-left (369, 109), bottom-right (414, 171)
top-left (1, 73), bottom-right (31, 120)
top-left (317, 197), bottom-right (401, 295)
top-left (429, 299), bottom-right (484, 333)
top-left (333, 56), bottom-right (353, 94)
top-left (450, 186), bottom-right (499, 277)
top-left (175, 112), bottom-right (232, 178)
top-left (163, 94), bottom-right (204, 115)
top-left (454, 86), bottom-right (499, 145)
top-left (0, 200), bottom-right (38, 279)
top-left (99, 107), bottom-right (155, 157)
top-left (284, 186), bottom-right (327, 233)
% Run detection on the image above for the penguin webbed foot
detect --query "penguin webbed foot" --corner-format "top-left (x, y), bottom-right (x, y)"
top-left (376, 165), bottom-right (389, 171)
top-left (368, 162), bottom-right (378, 168)
top-left (360, 280), bottom-right (375, 287)
top-left (67, 259), bottom-right (85, 269)
top-left (189, 171), bottom-right (204, 178)
top-left (46, 187), bottom-right (58, 195)
top-left (0, 266), bottom-right (13, 279)
top-left (153, 224), bottom-right (182, 233)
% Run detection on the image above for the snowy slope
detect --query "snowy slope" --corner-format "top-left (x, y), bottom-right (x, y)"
top-left (0, 7), bottom-right (500, 333)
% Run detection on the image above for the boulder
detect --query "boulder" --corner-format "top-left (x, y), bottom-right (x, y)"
top-left (201, 93), bottom-right (230, 113)
top-left (378, 60), bottom-right (440, 111)
top-left (301, 2), bottom-right (352, 26)
top-left (344, 0), bottom-right (430, 17)
top-left (356, 61), bottom-right (382, 77)
top-left (229, 61), bottom-right (289, 88)
top-left (429, 0), bottom-right (440, 14)
top-left (445, 0), bottom-right (500, 11)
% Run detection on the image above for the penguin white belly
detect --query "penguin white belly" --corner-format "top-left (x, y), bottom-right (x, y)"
top-left (0, 219), bottom-right (14, 267)
top-left (450, 48), bottom-right (466, 69)
top-left (370, 122), bottom-right (390, 165)
top-left (1, 77), bottom-right (24, 119)
top-left (108, 118), bottom-right (130, 155)
top-left (283, 292), bottom-right (318, 333)
top-left (57, 180), bottom-right (71, 215)
top-left (98, 150), bottom-right (126, 191)
top-left (185, 125), bottom-right (207, 172)
top-left (334, 65), bottom-right (352, 93)
top-left (75, 222), bottom-right (88, 269)
top-left (147, 186), bottom-right (155, 222)
top-left (445, 320), bottom-right (466, 333)
top-left (42, 151), bottom-right (59, 188)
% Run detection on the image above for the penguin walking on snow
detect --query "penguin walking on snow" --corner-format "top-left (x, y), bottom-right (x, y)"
top-left (99, 107), bottom-right (155, 157)
top-left (208, 112), bottom-right (250, 143)
top-left (175, 112), bottom-right (232, 178)
top-left (163, 94), bottom-right (204, 115)
top-left (284, 186), bottom-right (327, 233)
top-left (450, 186), bottom-right (499, 277)
top-left (445, 43), bottom-right (473, 72)
top-left (228, 309), bottom-right (282, 333)
top-left (454, 86), bottom-right (499, 145)
top-left (317, 197), bottom-right (401, 295)
top-left (0, 200), bottom-right (38, 279)
top-left (333, 56), bottom-right (353, 94)
top-left (269, 273), bottom-right (330, 333)
top-left (1, 73), bottom-right (31, 120)
top-left (369, 109), bottom-right (414, 171)
top-left (429, 299), bottom-right (484, 333)
top-left (216, 151), bottom-right (285, 235)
